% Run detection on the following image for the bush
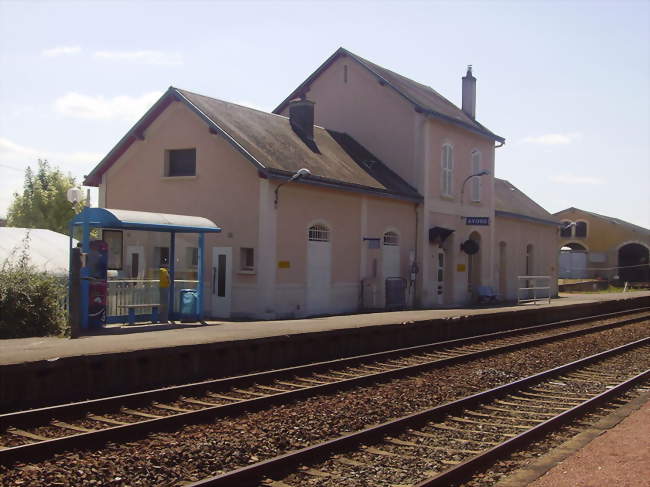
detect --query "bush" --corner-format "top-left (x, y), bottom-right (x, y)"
top-left (0, 234), bottom-right (68, 338)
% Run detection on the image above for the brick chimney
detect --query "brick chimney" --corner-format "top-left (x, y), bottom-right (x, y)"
top-left (288, 97), bottom-right (315, 141)
top-left (462, 65), bottom-right (476, 119)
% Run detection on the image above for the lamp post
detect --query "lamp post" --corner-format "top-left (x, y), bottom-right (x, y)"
top-left (460, 170), bottom-right (490, 206)
top-left (274, 168), bottom-right (311, 208)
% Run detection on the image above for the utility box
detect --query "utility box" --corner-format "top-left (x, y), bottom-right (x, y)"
top-left (385, 277), bottom-right (406, 311)
top-left (179, 289), bottom-right (198, 322)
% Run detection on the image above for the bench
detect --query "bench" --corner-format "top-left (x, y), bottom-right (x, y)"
top-left (117, 304), bottom-right (160, 325)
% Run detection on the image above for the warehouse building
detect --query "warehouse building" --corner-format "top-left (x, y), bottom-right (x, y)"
top-left (555, 207), bottom-right (650, 282)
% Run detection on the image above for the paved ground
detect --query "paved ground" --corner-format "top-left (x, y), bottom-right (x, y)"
top-left (0, 291), bottom-right (648, 366)
top-left (527, 395), bottom-right (650, 487)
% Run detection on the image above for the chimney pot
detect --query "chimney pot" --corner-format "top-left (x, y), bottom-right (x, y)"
top-left (462, 66), bottom-right (477, 119)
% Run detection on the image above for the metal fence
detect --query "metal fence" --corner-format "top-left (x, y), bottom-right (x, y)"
top-left (107, 279), bottom-right (198, 321)
top-left (517, 275), bottom-right (551, 305)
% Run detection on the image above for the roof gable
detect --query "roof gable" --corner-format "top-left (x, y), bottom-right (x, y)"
top-left (273, 47), bottom-right (504, 143)
top-left (554, 207), bottom-right (650, 234)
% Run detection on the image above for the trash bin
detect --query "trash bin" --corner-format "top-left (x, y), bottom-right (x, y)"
top-left (179, 289), bottom-right (198, 322)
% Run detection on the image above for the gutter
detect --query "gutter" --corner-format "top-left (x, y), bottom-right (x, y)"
top-left (267, 169), bottom-right (423, 204)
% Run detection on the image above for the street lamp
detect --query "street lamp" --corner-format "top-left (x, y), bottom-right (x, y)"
top-left (460, 170), bottom-right (490, 206)
top-left (274, 168), bottom-right (311, 208)
top-left (67, 187), bottom-right (84, 205)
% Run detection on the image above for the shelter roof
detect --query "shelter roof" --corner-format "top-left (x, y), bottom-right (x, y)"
top-left (494, 178), bottom-right (558, 226)
top-left (273, 47), bottom-right (504, 143)
top-left (84, 87), bottom-right (422, 202)
top-left (554, 207), bottom-right (650, 235)
top-left (0, 227), bottom-right (77, 275)
top-left (70, 208), bottom-right (222, 233)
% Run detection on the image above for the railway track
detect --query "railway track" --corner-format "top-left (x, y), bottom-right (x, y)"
top-left (186, 337), bottom-right (650, 487)
top-left (0, 308), bottom-right (648, 466)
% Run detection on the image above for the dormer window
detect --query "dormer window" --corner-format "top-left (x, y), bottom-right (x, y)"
top-left (441, 144), bottom-right (453, 197)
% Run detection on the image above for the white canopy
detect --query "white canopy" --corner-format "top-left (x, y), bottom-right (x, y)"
top-left (0, 227), bottom-right (77, 275)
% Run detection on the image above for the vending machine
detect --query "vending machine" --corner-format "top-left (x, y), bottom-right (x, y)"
top-left (87, 240), bottom-right (108, 328)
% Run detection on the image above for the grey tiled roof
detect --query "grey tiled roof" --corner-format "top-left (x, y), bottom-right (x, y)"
top-left (495, 178), bottom-right (557, 224)
top-left (84, 86), bottom-right (421, 203)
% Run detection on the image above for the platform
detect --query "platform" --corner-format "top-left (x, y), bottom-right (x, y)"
top-left (0, 291), bottom-right (648, 412)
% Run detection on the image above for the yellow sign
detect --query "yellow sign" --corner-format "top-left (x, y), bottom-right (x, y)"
top-left (456, 263), bottom-right (466, 272)
top-left (278, 260), bottom-right (291, 269)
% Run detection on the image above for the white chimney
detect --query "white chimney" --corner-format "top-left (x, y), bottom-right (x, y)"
top-left (462, 65), bottom-right (476, 119)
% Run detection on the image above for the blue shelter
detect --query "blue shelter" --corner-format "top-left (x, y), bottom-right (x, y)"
top-left (69, 207), bottom-right (221, 330)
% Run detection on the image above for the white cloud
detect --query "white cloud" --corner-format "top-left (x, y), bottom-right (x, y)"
top-left (522, 132), bottom-right (581, 145)
top-left (54, 91), bottom-right (163, 122)
top-left (94, 50), bottom-right (182, 66)
top-left (42, 46), bottom-right (82, 57)
top-left (0, 137), bottom-right (103, 217)
top-left (550, 173), bottom-right (604, 185)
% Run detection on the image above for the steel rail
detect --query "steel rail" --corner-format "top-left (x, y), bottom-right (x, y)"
top-left (415, 367), bottom-right (650, 486)
top-left (183, 336), bottom-right (650, 486)
top-left (0, 309), bottom-right (648, 466)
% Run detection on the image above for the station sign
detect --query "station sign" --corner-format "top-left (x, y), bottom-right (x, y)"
top-left (465, 217), bottom-right (490, 226)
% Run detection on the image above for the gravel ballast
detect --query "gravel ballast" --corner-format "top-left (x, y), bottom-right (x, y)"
top-left (1, 321), bottom-right (648, 486)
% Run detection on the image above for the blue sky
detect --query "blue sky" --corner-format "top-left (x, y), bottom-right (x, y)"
top-left (1, 0), bottom-right (648, 227)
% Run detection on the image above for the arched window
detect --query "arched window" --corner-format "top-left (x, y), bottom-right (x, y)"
top-left (575, 221), bottom-right (587, 238)
top-left (308, 224), bottom-right (330, 242)
top-left (470, 150), bottom-right (481, 202)
top-left (441, 144), bottom-right (453, 197)
top-left (560, 220), bottom-right (573, 238)
top-left (383, 231), bottom-right (399, 246)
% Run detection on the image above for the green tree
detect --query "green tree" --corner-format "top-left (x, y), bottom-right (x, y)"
top-left (6, 159), bottom-right (83, 234)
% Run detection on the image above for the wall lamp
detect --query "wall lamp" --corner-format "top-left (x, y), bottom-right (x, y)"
top-left (460, 170), bottom-right (490, 206)
top-left (274, 168), bottom-right (311, 208)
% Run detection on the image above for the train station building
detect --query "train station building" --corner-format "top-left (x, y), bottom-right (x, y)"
top-left (83, 48), bottom-right (559, 319)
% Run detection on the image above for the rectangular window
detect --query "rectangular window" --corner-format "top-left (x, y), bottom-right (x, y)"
top-left (165, 148), bottom-right (196, 177)
top-left (130, 253), bottom-right (139, 278)
top-left (217, 254), bottom-right (226, 297)
top-left (471, 151), bottom-right (481, 202)
top-left (441, 145), bottom-right (453, 197)
top-left (240, 247), bottom-right (255, 271)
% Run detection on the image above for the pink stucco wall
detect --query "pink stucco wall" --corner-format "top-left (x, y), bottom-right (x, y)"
top-left (279, 56), bottom-right (419, 188)
top-left (494, 216), bottom-right (559, 299)
top-left (102, 100), bottom-right (261, 289)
